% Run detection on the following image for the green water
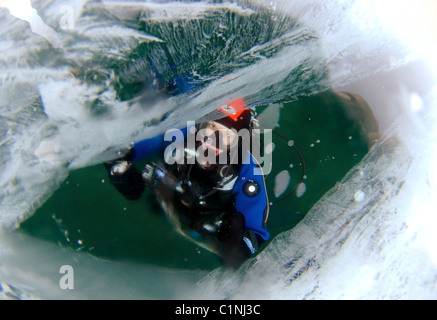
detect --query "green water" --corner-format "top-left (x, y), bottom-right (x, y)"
top-left (19, 90), bottom-right (374, 270)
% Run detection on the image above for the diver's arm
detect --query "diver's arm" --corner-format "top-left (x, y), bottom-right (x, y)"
top-left (131, 134), bottom-right (166, 162)
top-left (131, 126), bottom-right (190, 162)
top-left (104, 127), bottom-right (188, 199)
top-left (103, 134), bottom-right (165, 200)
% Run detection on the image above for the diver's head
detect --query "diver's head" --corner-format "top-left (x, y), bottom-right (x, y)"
top-left (199, 99), bottom-right (251, 150)
top-left (200, 121), bottom-right (239, 153)
top-left (196, 98), bottom-right (252, 168)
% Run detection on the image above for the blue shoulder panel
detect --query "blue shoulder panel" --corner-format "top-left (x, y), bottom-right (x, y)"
top-left (132, 126), bottom-right (189, 162)
top-left (132, 134), bottom-right (165, 162)
top-left (233, 153), bottom-right (270, 241)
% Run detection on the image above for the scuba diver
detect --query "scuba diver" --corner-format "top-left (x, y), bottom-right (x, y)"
top-left (104, 98), bottom-right (270, 268)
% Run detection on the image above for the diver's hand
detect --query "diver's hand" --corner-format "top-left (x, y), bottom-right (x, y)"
top-left (104, 152), bottom-right (144, 200)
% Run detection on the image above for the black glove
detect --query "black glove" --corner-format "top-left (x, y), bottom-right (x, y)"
top-left (104, 148), bottom-right (144, 200)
